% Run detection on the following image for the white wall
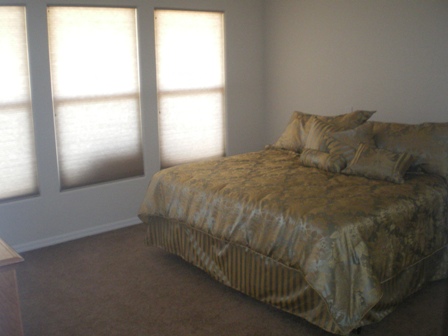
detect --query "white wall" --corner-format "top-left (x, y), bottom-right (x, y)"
top-left (0, 0), bottom-right (266, 251)
top-left (264, 0), bottom-right (448, 143)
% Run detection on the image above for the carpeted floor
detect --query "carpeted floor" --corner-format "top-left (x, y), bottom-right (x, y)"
top-left (16, 224), bottom-right (448, 336)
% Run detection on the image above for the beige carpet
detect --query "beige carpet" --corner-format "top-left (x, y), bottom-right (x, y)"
top-left (16, 224), bottom-right (448, 336)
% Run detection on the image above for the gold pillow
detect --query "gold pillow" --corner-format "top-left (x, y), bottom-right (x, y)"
top-left (272, 110), bottom-right (375, 152)
top-left (342, 143), bottom-right (414, 184)
top-left (373, 121), bottom-right (448, 180)
top-left (270, 118), bottom-right (303, 152)
top-left (304, 117), bottom-right (339, 152)
top-left (300, 149), bottom-right (346, 173)
top-left (325, 122), bottom-right (375, 164)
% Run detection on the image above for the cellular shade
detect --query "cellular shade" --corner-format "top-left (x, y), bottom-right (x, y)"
top-left (154, 10), bottom-right (226, 168)
top-left (0, 6), bottom-right (38, 201)
top-left (47, 7), bottom-right (143, 189)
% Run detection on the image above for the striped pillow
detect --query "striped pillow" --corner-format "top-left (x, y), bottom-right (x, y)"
top-left (300, 149), bottom-right (346, 173)
top-left (304, 117), bottom-right (340, 152)
top-left (325, 122), bottom-right (375, 164)
top-left (272, 110), bottom-right (376, 153)
top-left (342, 143), bottom-right (414, 183)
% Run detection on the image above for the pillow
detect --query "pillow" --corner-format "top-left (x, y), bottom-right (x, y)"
top-left (270, 118), bottom-right (303, 152)
top-left (303, 117), bottom-right (339, 152)
top-left (373, 121), bottom-right (448, 180)
top-left (325, 122), bottom-right (375, 164)
top-left (300, 149), bottom-right (346, 173)
top-left (272, 110), bottom-right (376, 152)
top-left (342, 143), bottom-right (414, 183)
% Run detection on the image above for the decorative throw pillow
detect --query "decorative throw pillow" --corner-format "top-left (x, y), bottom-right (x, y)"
top-left (304, 117), bottom-right (340, 152)
top-left (325, 122), bottom-right (375, 164)
top-left (373, 121), bottom-right (448, 181)
top-left (272, 110), bottom-right (375, 153)
top-left (300, 149), bottom-right (346, 173)
top-left (342, 143), bottom-right (414, 184)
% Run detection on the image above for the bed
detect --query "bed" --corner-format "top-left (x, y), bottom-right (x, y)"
top-left (138, 111), bottom-right (448, 335)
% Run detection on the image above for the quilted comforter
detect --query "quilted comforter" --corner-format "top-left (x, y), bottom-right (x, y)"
top-left (139, 149), bottom-right (448, 334)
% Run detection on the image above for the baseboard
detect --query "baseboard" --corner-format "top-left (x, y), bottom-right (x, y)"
top-left (13, 217), bottom-right (142, 253)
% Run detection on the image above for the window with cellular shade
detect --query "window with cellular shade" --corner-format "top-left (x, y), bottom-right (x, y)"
top-left (154, 10), bottom-right (226, 168)
top-left (0, 6), bottom-right (38, 201)
top-left (47, 7), bottom-right (143, 189)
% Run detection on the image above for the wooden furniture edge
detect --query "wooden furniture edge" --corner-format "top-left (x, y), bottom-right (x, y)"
top-left (0, 238), bottom-right (24, 268)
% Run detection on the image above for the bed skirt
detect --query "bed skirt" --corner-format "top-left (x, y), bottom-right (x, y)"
top-left (145, 216), bottom-right (448, 335)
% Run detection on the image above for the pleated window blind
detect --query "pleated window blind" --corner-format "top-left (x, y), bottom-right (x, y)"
top-left (154, 10), bottom-right (226, 168)
top-left (0, 6), bottom-right (38, 201)
top-left (47, 7), bottom-right (143, 189)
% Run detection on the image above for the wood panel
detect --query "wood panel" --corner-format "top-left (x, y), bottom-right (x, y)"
top-left (0, 238), bottom-right (24, 336)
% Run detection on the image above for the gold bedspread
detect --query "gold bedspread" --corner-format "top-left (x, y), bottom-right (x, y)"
top-left (139, 149), bottom-right (448, 334)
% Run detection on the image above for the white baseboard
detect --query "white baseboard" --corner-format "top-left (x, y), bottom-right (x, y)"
top-left (13, 217), bottom-right (142, 253)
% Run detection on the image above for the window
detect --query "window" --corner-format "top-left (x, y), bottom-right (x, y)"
top-left (154, 10), bottom-right (226, 168)
top-left (47, 7), bottom-right (143, 189)
top-left (0, 6), bottom-right (38, 201)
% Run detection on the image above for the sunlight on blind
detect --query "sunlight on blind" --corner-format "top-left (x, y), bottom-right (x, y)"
top-left (155, 10), bottom-right (225, 168)
top-left (48, 7), bottom-right (143, 189)
top-left (0, 6), bottom-right (38, 201)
